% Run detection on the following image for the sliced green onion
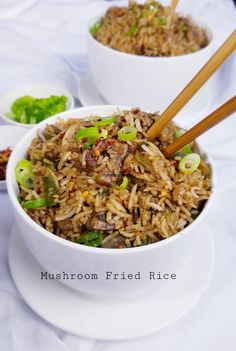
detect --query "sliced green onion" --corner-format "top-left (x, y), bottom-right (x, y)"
top-left (114, 176), bottom-right (129, 190)
top-left (84, 138), bottom-right (95, 149)
top-left (100, 129), bottom-right (108, 139)
top-left (89, 22), bottom-right (102, 36)
top-left (15, 160), bottom-right (34, 188)
top-left (29, 115), bottom-right (37, 124)
top-left (15, 160), bottom-right (31, 177)
top-left (76, 231), bottom-right (103, 247)
top-left (21, 173), bottom-right (35, 188)
top-left (94, 116), bottom-right (115, 127)
top-left (118, 126), bottom-right (137, 141)
top-left (23, 198), bottom-right (47, 209)
top-left (174, 144), bottom-right (192, 158)
top-left (181, 144), bottom-right (192, 154)
top-left (11, 95), bottom-right (67, 124)
top-left (179, 153), bottom-right (201, 174)
top-left (76, 127), bottom-right (99, 141)
top-left (127, 24), bottom-right (137, 36)
top-left (20, 114), bottom-right (27, 124)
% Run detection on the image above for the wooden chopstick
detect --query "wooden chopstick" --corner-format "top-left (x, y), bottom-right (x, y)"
top-left (171, 0), bottom-right (179, 11)
top-left (162, 96), bottom-right (236, 158)
top-left (147, 29), bottom-right (236, 141)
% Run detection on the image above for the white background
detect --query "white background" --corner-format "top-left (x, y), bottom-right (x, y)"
top-left (0, 0), bottom-right (236, 350)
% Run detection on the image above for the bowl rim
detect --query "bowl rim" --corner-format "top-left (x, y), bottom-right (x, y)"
top-left (87, 11), bottom-right (215, 61)
top-left (0, 82), bottom-right (75, 128)
top-left (6, 105), bottom-right (216, 255)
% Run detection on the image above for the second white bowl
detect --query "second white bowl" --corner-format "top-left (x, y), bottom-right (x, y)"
top-left (87, 15), bottom-right (215, 118)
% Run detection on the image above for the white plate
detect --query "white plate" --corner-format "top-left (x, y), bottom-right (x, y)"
top-left (78, 72), bottom-right (212, 128)
top-left (8, 223), bottom-right (214, 340)
top-left (0, 83), bottom-right (74, 128)
top-left (0, 125), bottom-right (28, 190)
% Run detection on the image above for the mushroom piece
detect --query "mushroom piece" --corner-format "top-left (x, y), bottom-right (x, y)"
top-left (85, 151), bottom-right (97, 169)
top-left (86, 211), bottom-right (114, 232)
top-left (107, 141), bottom-right (128, 162)
top-left (96, 167), bottom-right (114, 187)
top-left (102, 234), bottom-right (127, 248)
top-left (57, 219), bottom-right (73, 231)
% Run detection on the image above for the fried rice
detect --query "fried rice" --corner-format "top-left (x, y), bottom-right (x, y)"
top-left (17, 108), bottom-right (211, 248)
top-left (91, 0), bottom-right (208, 57)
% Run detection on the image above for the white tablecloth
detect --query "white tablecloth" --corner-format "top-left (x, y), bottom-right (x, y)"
top-left (0, 0), bottom-right (236, 350)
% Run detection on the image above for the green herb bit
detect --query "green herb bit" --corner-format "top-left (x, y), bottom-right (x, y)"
top-left (141, 238), bottom-right (153, 246)
top-left (43, 176), bottom-right (58, 207)
top-left (76, 231), bottom-right (103, 247)
top-left (48, 163), bottom-right (56, 172)
top-left (158, 17), bottom-right (167, 26)
top-left (90, 22), bottom-right (102, 36)
top-left (127, 24), bottom-right (137, 36)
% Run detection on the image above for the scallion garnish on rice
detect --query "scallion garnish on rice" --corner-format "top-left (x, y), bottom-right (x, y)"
top-left (179, 153), bottom-right (201, 174)
top-left (118, 126), bottom-right (137, 141)
top-left (76, 127), bottom-right (100, 141)
top-left (15, 159), bottom-right (35, 189)
top-left (14, 108), bottom-right (211, 248)
top-left (23, 198), bottom-right (47, 209)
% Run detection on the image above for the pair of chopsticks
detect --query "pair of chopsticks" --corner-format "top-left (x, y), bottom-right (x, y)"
top-left (146, 30), bottom-right (236, 158)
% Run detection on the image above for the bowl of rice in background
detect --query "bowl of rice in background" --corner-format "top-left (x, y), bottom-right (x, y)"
top-left (87, 1), bottom-right (215, 116)
top-left (7, 105), bottom-right (216, 297)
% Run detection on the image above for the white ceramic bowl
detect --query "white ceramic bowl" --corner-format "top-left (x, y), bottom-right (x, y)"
top-left (0, 83), bottom-right (74, 128)
top-left (7, 106), bottom-right (216, 297)
top-left (0, 125), bottom-right (28, 191)
top-left (87, 15), bottom-right (215, 116)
